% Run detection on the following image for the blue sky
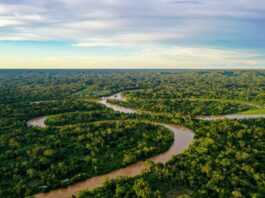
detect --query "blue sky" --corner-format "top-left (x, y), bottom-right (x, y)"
top-left (0, 0), bottom-right (265, 68)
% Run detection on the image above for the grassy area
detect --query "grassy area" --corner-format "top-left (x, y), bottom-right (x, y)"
top-left (237, 108), bottom-right (265, 115)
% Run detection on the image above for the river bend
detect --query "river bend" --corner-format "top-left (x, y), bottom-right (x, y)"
top-left (28, 93), bottom-right (194, 198)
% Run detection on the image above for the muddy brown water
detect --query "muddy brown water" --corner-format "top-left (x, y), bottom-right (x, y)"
top-left (27, 93), bottom-right (265, 198)
top-left (197, 114), bottom-right (265, 121)
top-left (28, 93), bottom-right (194, 198)
top-left (35, 124), bottom-right (194, 198)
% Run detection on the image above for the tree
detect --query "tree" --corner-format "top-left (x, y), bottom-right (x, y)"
top-left (133, 178), bottom-right (161, 198)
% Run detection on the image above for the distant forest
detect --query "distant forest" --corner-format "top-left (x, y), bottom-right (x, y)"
top-left (0, 70), bottom-right (264, 197)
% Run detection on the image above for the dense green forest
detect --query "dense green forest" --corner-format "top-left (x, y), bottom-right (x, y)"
top-left (77, 118), bottom-right (265, 198)
top-left (0, 101), bottom-right (173, 196)
top-left (108, 98), bottom-right (251, 116)
top-left (0, 70), bottom-right (264, 198)
top-left (118, 71), bottom-right (265, 106)
top-left (1, 70), bottom-right (265, 105)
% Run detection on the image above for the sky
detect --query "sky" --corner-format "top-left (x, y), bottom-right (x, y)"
top-left (0, 0), bottom-right (265, 69)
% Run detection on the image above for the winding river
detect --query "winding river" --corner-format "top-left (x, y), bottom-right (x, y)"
top-left (197, 114), bottom-right (265, 121)
top-left (28, 93), bottom-right (194, 198)
top-left (27, 93), bottom-right (265, 198)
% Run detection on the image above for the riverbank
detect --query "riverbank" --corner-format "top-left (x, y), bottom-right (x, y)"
top-left (28, 93), bottom-right (194, 198)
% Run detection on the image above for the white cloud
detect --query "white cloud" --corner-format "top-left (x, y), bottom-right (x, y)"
top-left (61, 20), bottom-right (123, 31)
top-left (0, 14), bottom-right (44, 27)
top-left (0, 0), bottom-right (264, 42)
top-left (73, 32), bottom-right (186, 47)
top-left (0, 33), bottom-right (45, 41)
top-left (166, 47), bottom-right (259, 59)
top-left (0, 0), bottom-right (264, 68)
top-left (0, 18), bottom-right (22, 26)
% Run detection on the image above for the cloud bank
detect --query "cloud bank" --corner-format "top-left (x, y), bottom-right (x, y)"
top-left (0, 0), bottom-right (265, 68)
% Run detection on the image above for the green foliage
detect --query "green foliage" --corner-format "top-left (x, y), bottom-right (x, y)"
top-left (0, 70), bottom-right (264, 198)
top-left (77, 118), bottom-right (265, 198)
top-left (2, 70), bottom-right (265, 105)
top-left (239, 108), bottom-right (265, 115)
top-left (121, 71), bottom-right (265, 105)
top-left (0, 70), bottom-right (147, 104)
top-left (0, 116), bottom-right (173, 197)
top-left (108, 98), bottom-right (250, 116)
top-left (45, 111), bottom-right (114, 126)
top-left (0, 99), bottom-right (106, 122)
top-left (77, 175), bottom-right (163, 198)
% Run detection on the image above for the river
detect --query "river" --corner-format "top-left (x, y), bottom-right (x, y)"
top-left (28, 93), bottom-right (194, 198)
top-left (28, 93), bottom-right (265, 198)
top-left (197, 113), bottom-right (265, 121)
